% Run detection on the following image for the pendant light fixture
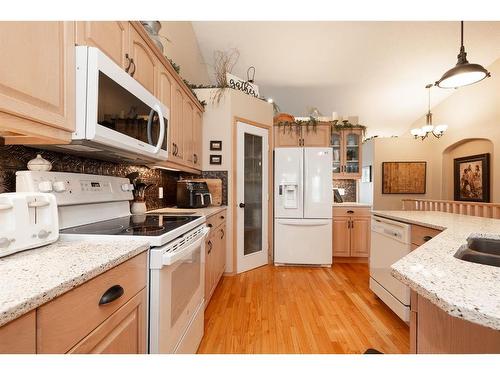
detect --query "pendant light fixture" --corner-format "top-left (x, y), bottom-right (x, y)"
top-left (411, 84), bottom-right (448, 140)
top-left (435, 21), bottom-right (491, 89)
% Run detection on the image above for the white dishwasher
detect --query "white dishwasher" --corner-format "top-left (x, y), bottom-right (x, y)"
top-left (369, 215), bottom-right (411, 322)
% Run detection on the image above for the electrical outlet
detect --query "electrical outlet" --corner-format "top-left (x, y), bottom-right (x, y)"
top-left (337, 188), bottom-right (346, 196)
top-left (158, 187), bottom-right (163, 199)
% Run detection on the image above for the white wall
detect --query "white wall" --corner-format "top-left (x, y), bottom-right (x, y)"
top-left (159, 21), bottom-right (210, 85)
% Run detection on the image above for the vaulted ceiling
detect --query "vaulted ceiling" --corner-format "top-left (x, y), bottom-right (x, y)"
top-left (192, 21), bottom-right (500, 137)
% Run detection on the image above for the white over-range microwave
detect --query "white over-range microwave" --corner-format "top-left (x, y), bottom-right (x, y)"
top-left (54, 46), bottom-right (170, 163)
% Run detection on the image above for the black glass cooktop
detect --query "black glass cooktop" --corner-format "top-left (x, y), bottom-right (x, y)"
top-left (60, 215), bottom-right (202, 237)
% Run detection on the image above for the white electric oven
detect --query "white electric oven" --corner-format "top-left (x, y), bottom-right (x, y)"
top-left (60, 46), bottom-right (170, 163)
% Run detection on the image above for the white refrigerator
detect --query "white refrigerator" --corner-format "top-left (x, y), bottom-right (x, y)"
top-left (274, 147), bottom-right (333, 265)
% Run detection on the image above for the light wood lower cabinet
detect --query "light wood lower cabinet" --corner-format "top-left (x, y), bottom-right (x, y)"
top-left (205, 210), bottom-right (227, 306)
top-left (0, 310), bottom-right (36, 354)
top-left (411, 291), bottom-right (500, 353)
top-left (333, 207), bottom-right (371, 260)
top-left (0, 252), bottom-right (148, 354)
top-left (68, 289), bottom-right (146, 354)
top-left (0, 21), bottom-right (75, 144)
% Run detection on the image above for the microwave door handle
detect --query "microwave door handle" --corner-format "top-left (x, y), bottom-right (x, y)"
top-left (152, 103), bottom-right (166, 154)
top-left (161, 227), bottom-right (210, 266)
top-left (147, 108), bottom-right (155, 145)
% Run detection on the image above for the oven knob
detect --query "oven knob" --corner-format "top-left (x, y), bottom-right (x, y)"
top-left (38, 230), bottom-right (52, 239)
top-left (38, 181), bottom-right (53, 193)
top-left (53, 181), bottom-right (67, 193)
top-left (0, 237), bottom-right (13, 248)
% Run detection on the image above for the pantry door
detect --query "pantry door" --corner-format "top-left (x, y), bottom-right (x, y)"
top-left (236, 121), bottom-right (269, 274)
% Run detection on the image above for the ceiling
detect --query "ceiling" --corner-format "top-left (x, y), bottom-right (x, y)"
top-left (192, 21), bottom-right (500, 137)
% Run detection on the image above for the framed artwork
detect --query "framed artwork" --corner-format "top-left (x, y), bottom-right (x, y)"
top-left (382, 161), bottom-right (426, 194)
top-left (454, 153), bottom-right (490, 202)
top-left (361, 165), bottom-right (372, 183)
top-left (210, 140), bottom-right (222, 151)
top-left (209, 154), bottom-right (222, 165)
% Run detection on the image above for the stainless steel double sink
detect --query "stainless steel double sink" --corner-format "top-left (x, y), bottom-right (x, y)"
top-left (454, 237), bottom-right (500, 267)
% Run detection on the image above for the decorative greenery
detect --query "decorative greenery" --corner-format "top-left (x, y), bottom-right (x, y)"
top-left (276, 117), bottom-right (368, 138)
top-left (166, 57), bottom-right (180, 74)
top-left (332, 120), bottom-right (367, 137)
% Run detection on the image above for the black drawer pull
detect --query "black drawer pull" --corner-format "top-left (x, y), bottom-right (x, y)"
top-left (207, 223), bottom-right (213, 228)
top-left (347, 210), bottom-right (354, 214)
top-left (423, 235), bottom-right (433, 242)
top-left (99, 285), bottom-right (124, 306)
top-left (220, 215), bottom-right (225, 219)
top-left (208, 240), bottom-right (213, 254)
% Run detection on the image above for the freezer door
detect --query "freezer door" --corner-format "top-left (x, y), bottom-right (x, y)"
top-left (274, 218), bottom-right (332, 265)
top-left (274, 148), bottom-right (303, 218)
top-left (304, 148), bottom-right (333, 218)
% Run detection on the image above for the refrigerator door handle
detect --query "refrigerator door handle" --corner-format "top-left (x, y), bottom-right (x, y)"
top-left (278, 219), bottom-right (331, 226)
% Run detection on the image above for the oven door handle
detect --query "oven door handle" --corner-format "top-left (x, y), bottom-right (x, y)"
top-left (161, 227), bottom-right (210, 266)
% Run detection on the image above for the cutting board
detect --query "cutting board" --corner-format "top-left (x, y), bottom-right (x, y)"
top-left (191, 178), bottom-right (223, 206)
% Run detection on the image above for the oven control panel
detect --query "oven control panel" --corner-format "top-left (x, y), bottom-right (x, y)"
top-left (16, 171), bottom-right (134, 206)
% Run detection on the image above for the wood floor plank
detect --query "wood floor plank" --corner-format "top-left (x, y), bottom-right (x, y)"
top-left (198, 263), bottom-right (409, 354)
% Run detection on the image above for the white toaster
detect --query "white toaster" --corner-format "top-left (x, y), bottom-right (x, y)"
top-left (0, 192), bottom-right (59, 258)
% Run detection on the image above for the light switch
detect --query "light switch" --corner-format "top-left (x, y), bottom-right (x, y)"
top-left (337, 188), bottom-right (346, 196)
top-left (158, 187), bottom-right (164, 199)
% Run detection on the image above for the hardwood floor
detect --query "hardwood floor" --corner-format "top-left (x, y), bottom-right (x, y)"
top-left (198, 263), bottom-right (409, 354)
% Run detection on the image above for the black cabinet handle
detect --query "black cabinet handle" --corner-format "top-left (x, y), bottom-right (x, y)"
top-left (124, 53), bottom-right (132, 72)
top-left (220, 215), bottom-right (225, 219)
top-left (193, 154), bottom-right (198, 164)
top-left (99, 285), bottom-right (124, 306)
top-left (220, 229), bottom-right (225, 239)
top-left (207, 240), bottom-right (213, 254)
top-left (129, 58), bottom-right (136, 77)
top-left (239, 203), bottom-right (245, 208)
top-left (423, 235), bottom-right (433, 242)
top-left (207, 223), bottom-right (213, 228)
top-left (347, 210), bottom-right (354, 214)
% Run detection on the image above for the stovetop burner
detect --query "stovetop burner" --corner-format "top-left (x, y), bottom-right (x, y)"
top-left (61, 214), bottom-right (202, 237)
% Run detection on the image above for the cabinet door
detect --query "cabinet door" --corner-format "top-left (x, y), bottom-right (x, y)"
top-left (274, 126), bottom-right (301, 147)
top-left (342, 129), bottom-right (362, 178)
top-left (0, 22), bottom-right (75, 136)
top-left (302, 124), bottom-right (331, 147)
top-left (170, 84), bottom-right (184, 162)
top-left (0, 310), bottom-right (36, 354)
top-left (75, 21), bottom-right (129, 68)
top-left (183, 99), bottom-right (194, 165)
top-left (129, 26), bottom-right (156, 93)
top-left (68, 289), bottom-right (147, 354)
top-left (350, 218), bottom-right (370, 257)
top-left (332, 217), bottom-right (351, 257)
top-left (331, 131), bottom-right (343, 176)
top-left (193, 109), bottom-right (203, 169)
top-left (204, 235), bottom-right (215, 304)
top-left (216, 224), bottom-right (226, 280)
top-left (156, 65), bottom-right (173, 111)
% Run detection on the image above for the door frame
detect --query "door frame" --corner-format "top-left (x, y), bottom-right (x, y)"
top-left (232, 116), bottom-right (273, 274)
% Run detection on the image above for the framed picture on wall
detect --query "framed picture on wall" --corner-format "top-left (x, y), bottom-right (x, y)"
top-left (382, 161), bottom-right (426, 194)
top-left (453, 153), bottom-right (490, 202)
top-left (210, 140), bottom-right (222, 151)
top-left (209, 154), bottom-right (222, 165)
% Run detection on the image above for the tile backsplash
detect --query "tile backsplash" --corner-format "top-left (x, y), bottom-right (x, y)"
top-left (333, 179), bottom-right (357, 202)
top-left (0, 145), bottom-right (180, 210)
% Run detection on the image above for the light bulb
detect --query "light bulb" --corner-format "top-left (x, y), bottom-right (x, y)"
top-left (422, 125), bottom-right (434, 133)
top-left (267, 98), bottom-right (274, 104)
top-left (434, 124), bottom-right (448, 134)
top-left (410, 128), bottom-right (420, 136)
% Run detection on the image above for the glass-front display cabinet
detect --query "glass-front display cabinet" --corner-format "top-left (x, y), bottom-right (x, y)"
top-left (331, 128), bottom-right (363, 179)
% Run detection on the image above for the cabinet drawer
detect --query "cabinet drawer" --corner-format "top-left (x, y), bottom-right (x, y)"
top-left (206, 209), bottom-right (227, 230)
top-left (333, 207), bottom-right (370, 218)
top-left (37, 252), bottom-right (147, 353)
top-left (411, 225), bottom-right (442, 246)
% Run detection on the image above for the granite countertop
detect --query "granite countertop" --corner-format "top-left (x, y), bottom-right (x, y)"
top-left (372, 210), bottom-right (500, 330)
top-left (333, 202), bottom-right (372, 207)
top-left (0, 238), bottom-right (149, 328)
top-left (148, 205), bottom-right (227, 218)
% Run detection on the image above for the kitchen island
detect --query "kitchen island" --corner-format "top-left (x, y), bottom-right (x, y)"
top-left (373, 210), bottom-right (500, 353)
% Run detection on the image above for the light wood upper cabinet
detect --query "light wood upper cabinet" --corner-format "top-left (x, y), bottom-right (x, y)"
top-left (183, 99), bottom-right (194, 165)
top-left (274, 126), bottom-right (301, 147)
top-left (75, 21), bottom-right (129, 68)
top-left (301, 124), bottom-right (331, 147)
top-left (156, 64), bottom-right (173, 110)
top-left (0, 310), bottom-right (36, 354)
top-left (193, 110), bottom-right (203, 168)
top-left (129, 26), bottom-right (156, 94)
top-left (332, 128), bottom-right (363, 179)
top-left (170, 84), bottom-right (185, 162)
top-left (0, 21), bottom-right (75, 144)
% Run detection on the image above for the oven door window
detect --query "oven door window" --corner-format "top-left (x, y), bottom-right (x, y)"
top-left (97, 71), bottom-right (168, 152)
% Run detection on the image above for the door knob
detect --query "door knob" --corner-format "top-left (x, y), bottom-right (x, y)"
top-left (239, 203), bottom-right (245, 208)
